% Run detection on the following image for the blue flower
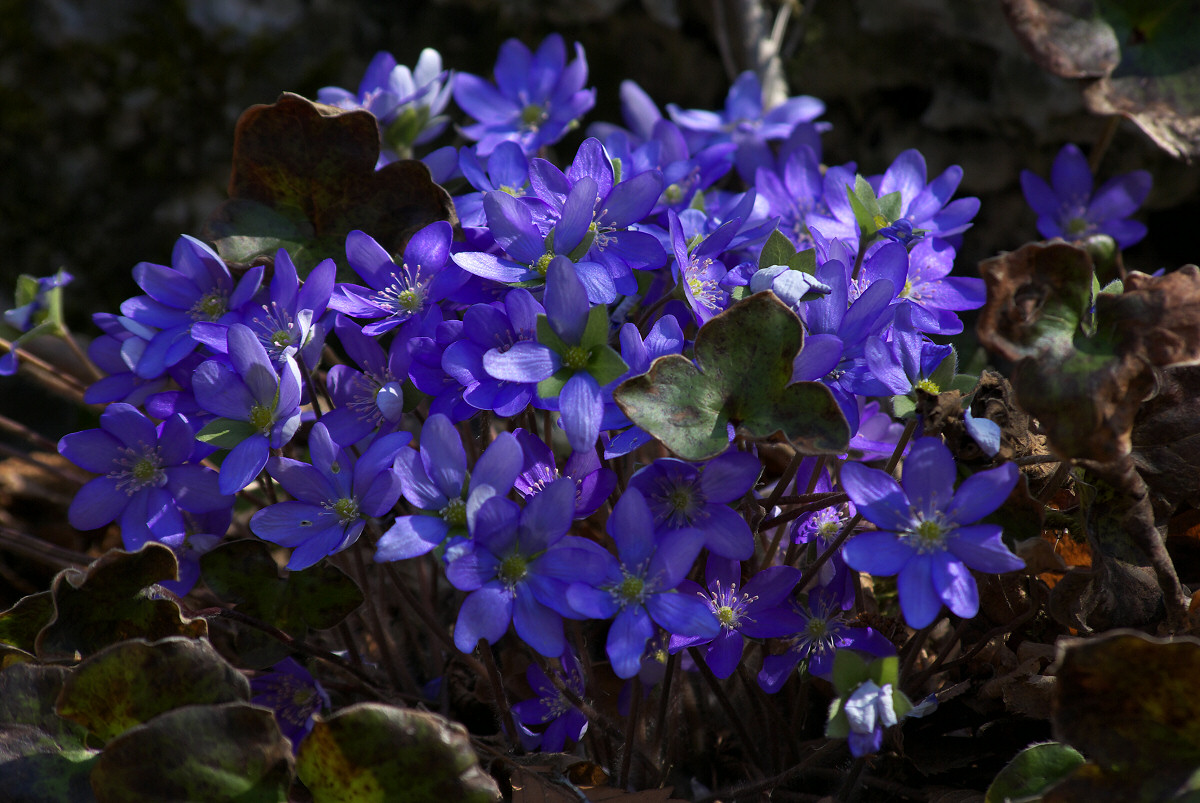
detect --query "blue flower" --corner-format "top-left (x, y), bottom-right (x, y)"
top-left (840, 438), bottom-right (1023, 628)
top-left (121, 234), bottom-right (263, 379)
top-left (192, 323), bottom-right (304, 495)
top-left (330, 224), bottom-right (466, 339)
top-left (373, 414), bottom-right (523, 562)
top-left (842, 679), bottom-right (899, 757)
top-left (1, 268), bottom-right (73, 375)
top-left (441, 289), bottom-right (543, 418)
top-left (565, 488), bottom-right (719, 679)
top-left (628, 450), bottom-right (761, 560)
top-left (322, 315), bottom-right (413, 447)
top-left (512, 649), bottom-right (588, 753)
top-left (250, 422), bottom-right (409, 570)
top-left (445, 478), bottom-right (603, 657)
top-left (668, 556), bottom-right (800, 678)
top-left (58, 403), bottom-right (231, 548)
top-left (250, 657), bottom-right (330, 751)
top-left (1020, 142), bottom-right (1151, 248)
top-left (454, 34), bottom-right (595, 157)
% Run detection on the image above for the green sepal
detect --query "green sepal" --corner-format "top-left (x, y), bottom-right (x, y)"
top-left (586, 345), bottom-right (629, 387)
top-left (566, 229), bottom-right (597, 262)
top-left (928, 350), bottom-right (958, 391)
top-left (759, 229), bottom-right (796, 272)
top-left (196, 418), bottom-right (257, 449)
top-left (878, 190), bottom-right (903, 223)
top-left (869, 655), bottom-right (900, 688)
top-left (825, 699), bottom-right (850, 739)
top-left (891, 688), bottom-right (914, 721)
top-left (535, 314), bottom-right (569, 355)
top-left (892, 394), bottom-right (917, 419)
top-left (831, 649), bottom-right (870, 696)
top-left (847, 174), bottom-right (883, 239)
top-left (949, 373), bottom-right (980, 395)
top-left (580, 304), bottom-right (610, 350)
top-left (537, 369), bottom-right (572, 400)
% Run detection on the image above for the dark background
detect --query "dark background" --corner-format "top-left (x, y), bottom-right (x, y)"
top-left (2, 0), bottom-right (1198, 441)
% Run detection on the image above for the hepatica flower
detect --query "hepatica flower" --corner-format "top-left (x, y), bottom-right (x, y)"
top-left (454, 33), bottom-right (595, 157)
top-left (512, 649), bottom-right (588, 753)
top-left (373, 413), bottom-right (522, 562)
top-left (250, 422), bottom-right (409, 570)
top-left (58, 403), bottom-right (230, 547)
top-left (840, 438), bottom-right (1022, 628)
top-left (250, 657), bottom-right (330, 750)
top-left (193, 323), bottom-right (303, 495)
top-left (1020, 142), bottom-right (1151, 248)
top-left (566, 488), bottom-right (719, 679)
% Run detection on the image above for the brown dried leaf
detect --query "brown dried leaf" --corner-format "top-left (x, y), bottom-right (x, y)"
top-left (1001, 0), bottom-right (1120, 78)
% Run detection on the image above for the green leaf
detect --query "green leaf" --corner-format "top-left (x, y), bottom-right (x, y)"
top-left (201, 93), bottom-right (456, 273)
top-left (296, 704), bottom-right (500, 803)
top-left (0, 592), bottom-right (54, 654)
top-left (196, 417), bottom-right (258, 449)
top-left (758, 229), bottom-right (796, 271)
top-left (536, 369), bottom-right (572, 401)
top-left (90, 703), bottom-right (293, 803)
top-left (0, 664), bottom-right (98, 802)
top-left (36, 544), bottom-right (206, 662)
top-left (56, 637), bottom-right (250, 744)
top-left (985, 742), bottom-right (1085, 803)
top-left (892, 394), bottom-right (917, 419)
top-left (200, 540), bottom-right (363, 669)
top-left (614, 292), bottom-right (849, 461)
top-left (586, 345), bottom-right (629, 387)
top-left (1051, 629), bottom-right (1200, 799)
top-left (824, 700), bottom-right (849, 739)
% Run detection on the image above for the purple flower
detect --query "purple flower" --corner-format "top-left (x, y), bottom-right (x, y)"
top-left (456, 142), bottom-right (531, 228)
top-left (441, 289), bottom-right (543, 418)
top-left (895, 238), bottom-right (984, 336)
top-left (875, 149), bottom-right (979, 245)
top-left (668, 556), bottom-right (800, 678)
top-left (192, 250), bottom-right (334, 371)
top-left (323, 315), bottom-right (413, 447)
top-left (667, 71), bottom-right (825, 182)
top-left (842, 680), bottom-right (899, 757)
top-left (513, 428), bottom-right (616, 519)
top-left (864, 309), bottom-right (954, 397)
top-left (2, 269), bottom-right (73, 371)
top-left (628, 450), bottom-right (761, 560)
top-left (330, 224), bottom-right (465, 339)
top-left (58, 403), bottom-right (231, 548)
top-left (250, 657), bottom-right (330, 750)
top-left (565, 488), bottom-right (719, 679)
top-left (251, 422), bottom-right (409, 570)
top-left (1020, 143), bottom-right (1151, 248)
top-left (481, 256), bottom-right (628, 452)
top-left (840, 438), bottom-right (1023, 628)
top-left (757, 589), bottom-right (894, 693)
top-left (192, 323), bottom-right (304, 495)
top-left (667, 209), bottom-right (736, 325)
top-left (445, 478), bottom-right (602, 656)
top-left (373, 414), bottom-right (523, 562)
top-left (602, 314), bottom-right (687, 459)
top-left (454, 34), bottom-right (595, 157)
top-left (512, 650), bottom-right (588, 753)
top-left (120, 234), bottom-right (263, 379)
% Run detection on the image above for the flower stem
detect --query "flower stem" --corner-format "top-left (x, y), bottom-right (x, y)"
top-left (479, 637), bottom-right (522, 754)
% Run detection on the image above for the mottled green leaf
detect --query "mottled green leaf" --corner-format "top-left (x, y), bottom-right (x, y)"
top-left (36, 544), bottom-right (206, 662)
top-left (986, 742), bottom-right (1086, 803)
top-left (1052, 630), bottom-right (1200, 799)
top-left (90, 703), bottom-right (292, 803)
top-left (614, 292), bottom-right (849, 461)
top-left (0, 664), bottom-right (97, 803)
top-left (296, 703), bottom-right (499, 803)
top-left (200, 540), bottom-right (363, 669)
top-left (57, 637), bottom-right (250, 744)
top-left (0, 592), bottom-right (54, 654)
top-left (201, 92), bottom-right (457, 272)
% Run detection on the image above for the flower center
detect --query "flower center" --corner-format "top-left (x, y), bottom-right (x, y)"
top-left (915, 378), bottom-right (940, 394)
top-left (498, 553), bottom-right (529, 587)
top-left (534, 252), bottom-right (554, 277)
top-left (1066, 216), bottom-right (1091, 236)
top-left (248, 403), bottom-right (275, 435)
top-left (685, 258), bottom-right (722, 310)
top-left (716, 605), bottom-right (736, 627)
top-left (613, 571), bottom-right (647, 606)
top-left (189, 290), bottom-right (228, 322)
top-left (910, 515), bottom-right (949, 552)
top-left (327, 497), bottom-right (360, 523)
top-left (111, 445), bottom-right (167, 495)
top-left (371, 268), bottom-right (427, 318)
top-left (562, 345), bottom-right (589, 371)
top-left (440, 497), bottom-right (467, 528)
top-left (521, 104), bottom-right (547, 128)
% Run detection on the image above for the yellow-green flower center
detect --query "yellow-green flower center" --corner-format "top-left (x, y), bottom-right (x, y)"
top-left (248, 403), bottom-right (274, 434)
top-left (1066, 216), bottom-right (1090, 236)
top-left (911, 516), bottom-right (948, 552)
top-left (521, 104), bottom-right (546, 127)
top-left (562, 345), bottom-right (589, 371)
top-left (190, 290), bottom-right (228, 322)
top-left (499, 553), bottom-right (528, 587)
top-left (440, 498), bottom-right (467, 528)
top-left (395, 288), bottom-right (420, 312)
top-left (716, 605), bottom-right (736, 627)
top-left (915, 378), bottom-right (940, 394)
top-left (616, 573), bottom-right (646, 604)
top-left (330, 498), bottom-right (359, 523)
top-left (534, 252), bottom-right (554, 277)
